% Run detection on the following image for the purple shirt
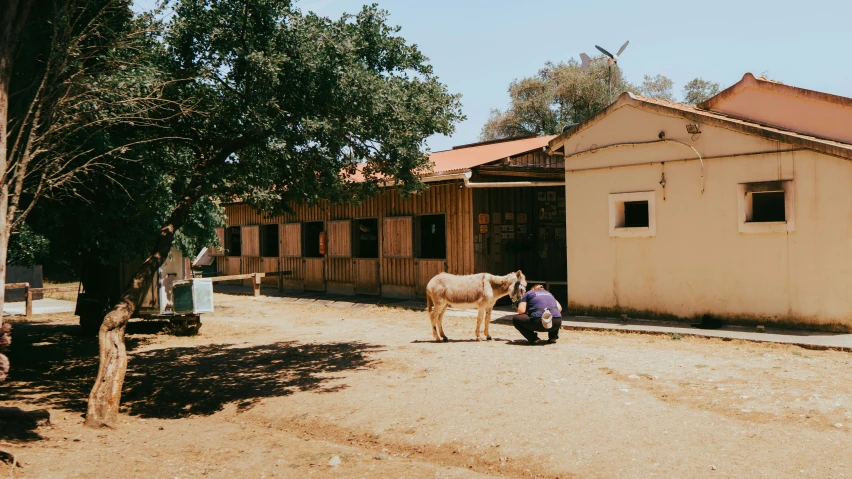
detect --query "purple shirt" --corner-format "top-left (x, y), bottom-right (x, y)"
top-left (520, 289), bottom-right (562, 319)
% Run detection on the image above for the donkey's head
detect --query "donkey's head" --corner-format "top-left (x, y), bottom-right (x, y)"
top-left (509, 270), bottom-right (527, 306)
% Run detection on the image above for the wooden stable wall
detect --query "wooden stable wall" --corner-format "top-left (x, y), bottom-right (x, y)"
top-left (472, 186), bottom-right (567, 282)
top-left (216, 181), bottom-right (475, 299)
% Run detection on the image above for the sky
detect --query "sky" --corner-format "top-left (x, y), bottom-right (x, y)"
top-left (134, 0), bottom-right (852, 153)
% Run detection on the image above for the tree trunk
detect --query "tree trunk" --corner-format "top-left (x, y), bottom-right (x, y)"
top-left (85, 193), bottom-right (198, 427)
top-left (0, 190), bottom-right (10, 383)
top-left (0, 0), bottom-right (30, 383)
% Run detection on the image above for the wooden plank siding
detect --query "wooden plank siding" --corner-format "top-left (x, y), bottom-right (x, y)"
top-left (280, 223), bottom-right (302, 257)
top-left (241, 226), bottom-right (260, 257)
top-left (415, 259), bottom-right (446, 296)
top-left (304, 258), bottom-right (325, 291)
top-left (261, 257), bottom-right (279, 286)
top-left (354, 259), bottom-right (380, 295)
top-left (510, 150), bottom-right (564, 168)
top-left (382, 217), bottom-right (413, 258)
top-left (327, 220), bottom-right (351, 257)
top-left (221, 182), bottom-right (474, 298)
top-left (211, 228), bottom-right (225, 255)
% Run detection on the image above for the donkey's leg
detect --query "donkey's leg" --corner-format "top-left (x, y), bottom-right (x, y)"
top-left (428, 305), bottom-right (441, 342)
top-left (436, 303), bottom-right (450, 342)
top-left (484, 308), bottom-right (493, 340)
top-left (475, 308), bottom-right (485, 341)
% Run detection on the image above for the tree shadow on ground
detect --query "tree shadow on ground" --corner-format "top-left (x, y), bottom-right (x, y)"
top-left (0, 320), bottom-right (383, 440)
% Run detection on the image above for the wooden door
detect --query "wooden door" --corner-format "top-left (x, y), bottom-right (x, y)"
top-left (327, 220), bottom-right (352, 258)
top-left (304, 258), bottom-right (325, 291)
top-left (241, 226), bottom-right (260, 257)
top-left (415, 259), bottom-right (446, 297)
top-left (354, 259), bottom-right (380, 295)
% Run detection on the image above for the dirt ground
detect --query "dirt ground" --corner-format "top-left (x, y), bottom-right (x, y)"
top-left (1, 293), bottom-right (851, 479)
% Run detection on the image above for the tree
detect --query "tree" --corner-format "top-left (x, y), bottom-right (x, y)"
top-left (638, 74), bottom-right (675, 101)
top-left (0, 0), bottom-right (183, 381)
top-left (481, 58), bottom-right (633, 140)
top-left (0, 0), bottom-right (35, 383)
top-left (85, 0), bottom-right (463, 427)
top-left (682, 77), bottom-right (721, 105)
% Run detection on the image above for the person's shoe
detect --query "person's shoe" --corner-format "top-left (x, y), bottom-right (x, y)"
top-left (528, 338), bottom-right (540, 345)
top-left (546, 338), bottom-right (558, 344)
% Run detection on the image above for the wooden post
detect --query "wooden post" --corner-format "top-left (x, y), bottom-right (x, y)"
top-left (24, 282), bottom-right (32, 318)
top-left (253, 273), bottom-right (261, 297)
top-left (277, 257), bottom-right (283, 292)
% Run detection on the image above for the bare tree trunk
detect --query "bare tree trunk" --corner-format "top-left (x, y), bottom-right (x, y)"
top-left (0, 0), bottom-right (33, 382)
top-left (85, 193), bottom-right (198, 427)
top-left (0, 187), bottom-right (9, 383)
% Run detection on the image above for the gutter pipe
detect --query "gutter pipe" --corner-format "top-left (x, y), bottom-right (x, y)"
top-left (416, 171), bottom-right (564, 188)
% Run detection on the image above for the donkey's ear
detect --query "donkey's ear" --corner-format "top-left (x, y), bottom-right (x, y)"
top-left (516, 270), bottom-right (523, 278)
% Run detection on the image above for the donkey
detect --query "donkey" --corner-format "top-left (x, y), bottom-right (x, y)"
top-left (425, 271), bottom-right (527, 342)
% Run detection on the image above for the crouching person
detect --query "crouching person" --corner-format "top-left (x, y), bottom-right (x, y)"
top-left (512, 284), bottom-right (562, 345)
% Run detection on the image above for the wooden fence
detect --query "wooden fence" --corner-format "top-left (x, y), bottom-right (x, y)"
top-left (5, 283), bottom-right (78, 318)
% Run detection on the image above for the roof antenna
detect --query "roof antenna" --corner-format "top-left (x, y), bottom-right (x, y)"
top-left (580, 40), bottom-right (629, 104)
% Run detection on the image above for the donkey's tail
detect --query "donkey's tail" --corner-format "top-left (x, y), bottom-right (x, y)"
top-left (426, 294), bottom-right (433, 313)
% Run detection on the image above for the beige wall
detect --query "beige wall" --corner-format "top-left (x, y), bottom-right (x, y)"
top-left (563, 105), bottom-right (852, 328)
top-left (709, 86), bottom-right (852, 145)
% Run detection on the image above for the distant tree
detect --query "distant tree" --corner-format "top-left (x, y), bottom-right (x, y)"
top-left (481, 58), bottom-right (633, 140)
top-left (85, 0), bottom-right (463, 427)
top-left (682, 78), bottom-right (721, 104)
top-left (638, 74), bottom-right (675, 101)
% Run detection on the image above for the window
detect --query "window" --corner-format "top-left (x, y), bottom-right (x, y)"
top-left (353, 218), bottom-right (379, 258)
top-left (738, 180), bottom-right (794, 233)
top-left (609, 191), bottom-right (656, 238)
top-left (303, 221), bottom-right (325, 258)
top-left (623, 201), bottom-right (649, 227)
top-left (751, 192), bottom-right (785, 222)
top-left (225, 226), bottom-right (242, 257)
top-left (260, 224), bottom-right (279, 257)
top-left (417, 214), bottom-right (446, 259)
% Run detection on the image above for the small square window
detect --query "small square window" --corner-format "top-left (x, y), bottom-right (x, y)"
top-left (750, 192), bottom-right (785, 223)
top-left (738, 180), bottom-right (794, 234)
top-left (623, 201), bottom-right (650, 227)
top-left (609, 191), bottom-right (656, 238)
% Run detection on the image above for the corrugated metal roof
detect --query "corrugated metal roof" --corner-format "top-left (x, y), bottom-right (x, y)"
top-left (350, 134), bottom-right (557, 182)
top-left (428, 135), bottom-right (556, 174)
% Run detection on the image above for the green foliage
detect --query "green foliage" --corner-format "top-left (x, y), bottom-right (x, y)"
top-left (638, 74), bottom-right (675, 102)
top-left (482, 62), bottom-right (723, 140)
top-left (682, 77), bottom-right (721, 105)
top-left (163, 0), bottom-right (464, 210)
top-left (481, 58), bottom-right (633, 140)
top-left (7, 224), bottom-right (50, 267)
top-left (18, 1), bottom-right (461, 279)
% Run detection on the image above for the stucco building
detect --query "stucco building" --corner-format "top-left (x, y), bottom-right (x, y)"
top-left (547, 73), bottom-right (852, 330)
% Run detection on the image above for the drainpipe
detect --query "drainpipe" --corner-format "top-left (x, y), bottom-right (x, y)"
top-left (461, 180), bottom-right (565, 188)
top-left (421, 171), bottom-right (564, 188)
